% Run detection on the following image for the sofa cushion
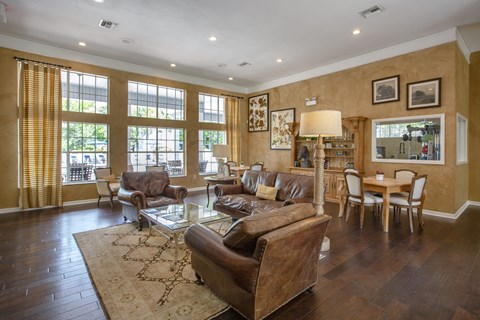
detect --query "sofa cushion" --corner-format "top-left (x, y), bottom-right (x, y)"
top-left (274, 172), bottom-right (314, 201)
top-left (256, 184), bottom-right (278, 200)
top-left (223, 203), bottom-right (316, 251)
top-left (121, 171), bottom-right (170, 197)
top-left (214, 194), bottom-right (260, 213)
top-left (242, 171), bottom-right (278, 195)
top-left (122, 171), bottom-right (150, 195)
top-left (146, 196), bottom-right (179, 208)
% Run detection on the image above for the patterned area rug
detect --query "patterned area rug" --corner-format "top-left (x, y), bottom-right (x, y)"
top-left (74, 223), bottom-right (229, 320)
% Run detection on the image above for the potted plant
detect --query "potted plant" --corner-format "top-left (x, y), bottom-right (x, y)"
top-left (240, 161), bottom-right (245, 168)
top-left (375, 170), bottom-right (384, 181)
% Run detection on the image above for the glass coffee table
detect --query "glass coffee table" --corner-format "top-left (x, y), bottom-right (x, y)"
top-left (139, 203), bottom-right (231, 270)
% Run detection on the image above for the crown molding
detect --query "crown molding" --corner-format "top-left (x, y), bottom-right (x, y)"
top-left (0, 34), bottom-right (248, 94)
top-left (456, 27), bottom-right (471, 63)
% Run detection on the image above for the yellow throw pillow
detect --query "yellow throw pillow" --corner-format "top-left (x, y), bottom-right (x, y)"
top-left (256, 184), bottom-right (278, 200)
top-left (100, 174), bottom-right (116, 183)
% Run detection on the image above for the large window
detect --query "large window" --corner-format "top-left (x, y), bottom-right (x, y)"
top-left (128, 126), bottom-right (185, 175)
top-left (199, 93), bottom-right (225, 124)
top-left (62, 122), bottom-right (109, 183)
top-left (128, 81), bottom-right (185, 120)
top-left (61, 71), bottom-right (108, 114)
top-left (199, 130), bottom-right (226, 174)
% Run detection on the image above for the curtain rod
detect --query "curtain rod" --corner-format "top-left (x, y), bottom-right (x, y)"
top-left (14, 56), bottom-right (71, 69)
top-left (221, 93), bottom-right (244, 99)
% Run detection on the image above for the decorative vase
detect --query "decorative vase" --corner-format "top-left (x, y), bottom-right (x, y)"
top-left (376, 174), bottom-right (384, 181)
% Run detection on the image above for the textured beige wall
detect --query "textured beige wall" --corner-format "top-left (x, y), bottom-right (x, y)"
top-left (454, 45), bottom-right (470, 209)
top-left (469, 51), bottom-right (480, 201)
top-left (0, 47), bottom-right (248, 208)
top-left (247, 42), bottom-right (462, 214)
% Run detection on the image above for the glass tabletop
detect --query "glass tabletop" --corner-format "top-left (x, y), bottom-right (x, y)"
top-left (140, 203), bottom-right (230, 232)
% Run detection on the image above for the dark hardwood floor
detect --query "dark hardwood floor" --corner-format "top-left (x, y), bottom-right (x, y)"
top-left (0, 191), bottom-right (479, 319)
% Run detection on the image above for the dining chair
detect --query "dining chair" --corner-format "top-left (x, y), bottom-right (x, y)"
top-left (226, 161), bottom-right (237, 167)
top-left (250, 163), bottom-right (264, 171)
top-left (146, 165), bottom-right (166, 172)
top-left (218, 162), bottom-right (231, 177)
top-left (390, 174), bottom-right (427, 233)
top-left (392, 169), bottom-right (418, 218)
top-left (338, 168), bottom-right (359, 217)
top-left (94, 167), bottom-right (121, 208)
top-left (344, 172), bottom-right (383, 229)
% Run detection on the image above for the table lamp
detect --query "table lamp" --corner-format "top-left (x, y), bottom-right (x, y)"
top-left (212, 144), bottom-right (230, 176)
top-left (299, 110), bottom-right (342, 215)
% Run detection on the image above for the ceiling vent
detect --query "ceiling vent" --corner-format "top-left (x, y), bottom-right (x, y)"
top-left (98, 19), bottom-right (118, 29)
top-left (238, 62), bottom-right (251, 67)
top-left (358, 5), bottom-right (384, 18)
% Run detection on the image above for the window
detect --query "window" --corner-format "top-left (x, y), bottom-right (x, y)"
top-left (61, 71), bottom-right (108, 114)
top-left (128, 126), bottom-right (185, 175)
top-left (62, 122), bottom-right (109, 183)
top-left (456, 113), bottom-right (468, 164)
top-left (199, 93), bottom-right (225, 123)
top-left (128, 81), bottom-right (185, 120)
top-left (199, 130), bottom-right (226, 174)
top-left (372, 114), bottom-right (445, 164)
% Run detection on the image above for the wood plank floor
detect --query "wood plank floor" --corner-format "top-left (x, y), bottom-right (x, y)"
top-left (0, 191), bottom-right (479, 319)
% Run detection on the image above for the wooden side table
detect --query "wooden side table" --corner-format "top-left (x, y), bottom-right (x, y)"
top-left (204, 176), bottom-right (237, 207)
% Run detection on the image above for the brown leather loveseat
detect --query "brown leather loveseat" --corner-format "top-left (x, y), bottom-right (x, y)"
top-left (213, 170), bottom-right (314, 219)
top-left (185, 203), bottom-right (331, 320)
top-left (117, 171), bottom-right (188, 229)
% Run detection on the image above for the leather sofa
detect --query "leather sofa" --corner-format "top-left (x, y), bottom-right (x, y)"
top-left (117, 171), bottom-right (188, 229)
top-left (185, 203), bottom-right (331, 320)
top-left (213, 170), bottom-right (314, 219)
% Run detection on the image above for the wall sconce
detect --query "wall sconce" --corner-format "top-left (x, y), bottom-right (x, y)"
top-left (305, 96), bottom-right (317, 106)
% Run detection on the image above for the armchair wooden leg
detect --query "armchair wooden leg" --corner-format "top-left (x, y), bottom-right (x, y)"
top-left (97, 196), bottom-right (101, 207)
top-left (345, 203), bottom-right (352, 222)
top-left (194, 272), bottom-right (204, 285)
top-left (408, 208), bottom-right (414, 233)
top-left (109, 195), bottom-right (114, 208)
top-left (360, 206), bottom-right (365, 229)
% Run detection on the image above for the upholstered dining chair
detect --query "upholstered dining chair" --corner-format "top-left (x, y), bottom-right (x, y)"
top-left (250, 163), bottom-right (264, 171)
top-left (226, 161), bottom-right (237, 167)
top-left (390, 174), bottom-right (427, 233)
top-left (344, 172), bottom-right (383, 228)
top-left (94, 167), bottom-right (121, 208)
top-left (338, 168), bottom-right (359, 217)
top-left (146, 165), bottom-right (166, 172)
top-left (218, 162), bottom-right (231, 177)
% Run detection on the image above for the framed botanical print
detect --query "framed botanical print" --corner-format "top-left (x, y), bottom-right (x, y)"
top-left (248, 93), bottom-right (269, 132)
top-left (372, 75), bottom-right (400, 104)
top-left (407, 78), bottom-right (441, 110)
top-left (270, 108), bottom-right (295, 150)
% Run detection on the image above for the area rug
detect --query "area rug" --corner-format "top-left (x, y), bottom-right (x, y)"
top-left (74, 223), bottom-right (229, 320)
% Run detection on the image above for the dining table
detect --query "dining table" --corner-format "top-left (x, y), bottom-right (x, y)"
top-left (362, 176), bottom-right (411, 232)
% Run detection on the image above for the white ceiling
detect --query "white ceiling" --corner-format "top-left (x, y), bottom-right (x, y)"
top-left (0, 0), bottom-right (479, 93)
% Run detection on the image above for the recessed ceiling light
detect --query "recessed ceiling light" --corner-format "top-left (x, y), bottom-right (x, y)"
top-left (352, 29), bottom-right (361, 35)
top-left (93, 0), bottom-right (104, 3)
top-left (276, 58), bottom-right (283, 63)
top-left (228, 77), bottom-right (233, 81)
top-left (209, 35), bottom-right (217, 41)
top-left (170, 63), bottom-right (176, 67)
top-left (121, 38), bottom-right (134, 45)
top-left (78, 41), bottom-right (86, 47)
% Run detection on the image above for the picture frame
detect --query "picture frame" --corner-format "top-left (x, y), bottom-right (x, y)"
top-left (372, 75), bottom-right (400, 104)
top-left (248, 93), bottom-right (269, 132)
top-left (407, 78), bottom-right (441, 110)
top-left (270, 108), bottom-right (295, 150)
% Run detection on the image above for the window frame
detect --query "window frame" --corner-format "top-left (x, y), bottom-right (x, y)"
top-left (128, 81), bottom-right (185, 120)
top-left (198, 93), bottom-right (225, 124)
top-left (61, 70), bottom-right (109, 114)
top-left (456, 112), bottom-right (468, 165)
top-left (198, 130), bottom-right (227, 175)
top-left (127, 125), bottom-right (186, 176)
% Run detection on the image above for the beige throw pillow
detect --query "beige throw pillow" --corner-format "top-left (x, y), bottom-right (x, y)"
top-left (256, 184), bottom-right (278, 200)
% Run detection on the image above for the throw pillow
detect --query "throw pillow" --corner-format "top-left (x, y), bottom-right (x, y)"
top-left (256, 184), bottom-right (278, 200)
top-left (223, 203), bottom-right (316, 252)
top-left (100, 174), bottom-right (116, 182)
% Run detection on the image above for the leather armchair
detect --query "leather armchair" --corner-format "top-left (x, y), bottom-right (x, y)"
top-left (117, 171), bottom-right (188, 229)
top-left (185, 203), bottom-right (331, 320)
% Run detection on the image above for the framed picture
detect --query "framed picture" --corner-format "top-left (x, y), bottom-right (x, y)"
top-left (270, 108), bottom-right (295, 150)
top-left (372, 75), bottom-right (400, 104)
top-left (248, 93), bottom-right (269, 132)
top-left (407, 78), bottom-right (441, 110)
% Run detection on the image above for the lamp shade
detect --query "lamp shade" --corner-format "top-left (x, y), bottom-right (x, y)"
top-left (212, 144), bottom-right (230, 158)
top-left (299, 110), bottom-right (343, 137)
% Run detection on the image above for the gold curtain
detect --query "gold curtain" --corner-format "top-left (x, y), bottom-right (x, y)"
top-left (18, 62), bottom-right (63, 209)
top-left (225, 97), bottom-right (241, 163)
